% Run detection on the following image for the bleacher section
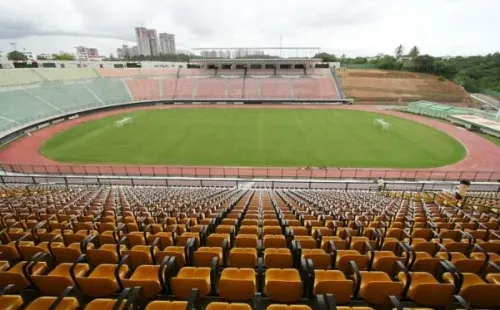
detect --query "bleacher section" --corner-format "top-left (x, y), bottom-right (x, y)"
top-left (127, 79), bottom-right (161, 101)
top-left (0, 69), bottom-right (43, 86)
top-left (0, 90), bottom-right (57, 123)
top-left (36, 68), bottom-right (97, 81)
top-left (87, 79), bottom-right (132, 104)
top-left (29, 83), bottom-right (98, 111)
top-left (0, 68), bottom-right (343, 132)
top-left (0, 185), bottom-right (498, 309)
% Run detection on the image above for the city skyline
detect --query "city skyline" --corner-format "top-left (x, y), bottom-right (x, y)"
top-left (0, 0), bottom-right (499, 58)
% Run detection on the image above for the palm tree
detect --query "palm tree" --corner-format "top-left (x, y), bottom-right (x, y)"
top-left (409, 46), bottom-right (420, 58)
top-left (395, 44), bottom-right (404, 59)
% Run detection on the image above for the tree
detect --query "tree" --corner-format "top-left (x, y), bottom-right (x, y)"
top-left (395, 44), bottom-right (404, 59)
top-left (314, 52), bottom-right (337, 62)
top-left (52, 53), bottom-right (75, 60)
top-left (109, 53), bottom-right (116, 61)
top-left (37, 55), bottom-right (48, 60)
top-left (409, 46), bottom-right (420, 58)
top-left (7, 50), bottom-right (27, 61)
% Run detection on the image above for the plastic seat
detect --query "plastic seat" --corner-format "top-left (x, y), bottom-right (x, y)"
top-left (229, 248), bottom-right (257, 268)
top-left (87, 244), bottom-right (127, 265)
top-left (75, 264), bottom-right (129, 297)
top-left (397, 272), bottom-right (454, 307)
top-left (0, 295), bottom-right (24, 310)
top-left (30, 263), bottom-right (89, 296)
top-left (369, 251), bottom-right (406, 275)
top-left (264, 269), bottom-right (303, 302)
top-left (206, 302), bottom-right (252, 310)
top-left (25, 296), bottom-right (79, 310)
top-left (313, 270), bottom-right (353, 303)
top-left (263, 235), bottom-right (287, 249)
top-left (194, 247), bottom-right (223, 267)
top-left (84, 300), bottom-right (124, 310)
top-left (156, 246), bottom-right (187, 267)
top-left (148, 232), bottom-right (175, 250)
top-left (408, 252), bottom-right (441, 274)
top-left (443, 272), bottom-right (500, 308)
top-left (301, 249), bottom-right (331, 270)
top-left (335, 250), bottom-right (369, 273)
top-left (0, 262), bottom-right (47, 291)
top-left (219, 268), bottom-right (256, 301)
top-left (122, 245), bottom-right (157, 268)
top-left (171, 267), bottom-right (211, 299)
top-left (486, 273), bottom-right (500, 284)
top-left (18, 241), bottom-right (63, 260)
top-left (267, 306), bottom-right (312, 310)
top-left (235, 234), bottom-right (258, 248)
top-left (264, 248), bottom-right (293, 268)
top-left (294, 236), bottom-right (317, 249)
top-left (145, 301), bottom-right (189, 310)
top-left (51, 242), bottom-right (94, 263)
top-left (121, 265), bottom-right (163, 298)
top-left (434, 252), bottom-right (483, 273)
top-left (357, 271), bottom-right (404, 305)
top-left (207, 234), bottom-right (230, 247)
top-left (291, 227), bottom-right (309, 236)
top-left (0, 241), bottom-right (31, 261)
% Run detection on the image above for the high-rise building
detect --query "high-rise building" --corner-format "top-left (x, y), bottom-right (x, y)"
top-left (135, 27), bottom-right (151, 56)
top-left (75, 46), bottom-right (101, 61)
top-left (135, 27), bottom-right (159, 56)
top-left (148, 29), bottom-right (159, 56)
top-left (159, 33), bottom-right (176, 54)
top-left (117, 45), bottom-right (139, 59)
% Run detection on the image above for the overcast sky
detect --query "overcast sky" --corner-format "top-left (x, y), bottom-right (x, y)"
top-left (0, 0), bottom-right (498, 58)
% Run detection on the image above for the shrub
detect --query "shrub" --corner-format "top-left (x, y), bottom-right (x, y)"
top-left (438, 75), bottom-right (446, 81)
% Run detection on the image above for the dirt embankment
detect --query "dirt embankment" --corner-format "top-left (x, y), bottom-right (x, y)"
top-left (338, 69), bottom-right (475, 106)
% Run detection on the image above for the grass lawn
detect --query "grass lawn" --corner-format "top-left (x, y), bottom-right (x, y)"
top-left (40, 108), bottom-right (466, 168)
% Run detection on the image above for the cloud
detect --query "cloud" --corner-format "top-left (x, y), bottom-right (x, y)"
top-left (0, 0), bottom-right (499, 57)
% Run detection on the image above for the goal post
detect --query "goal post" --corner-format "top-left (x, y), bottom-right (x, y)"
top-left (373, 118), bottom-right (390, 130)
top-left (115, 117), bottom-right (133, 127)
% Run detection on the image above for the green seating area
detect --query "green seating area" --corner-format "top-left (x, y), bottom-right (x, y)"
top-left (36, 68), bottom-right (97, 81)
top-left (0, 90), bottom-right (58, 124)
top-left (87, 79), bottom-right (132, 104)
top-left (0, 69), bottom-right (43, 86)
top-left (29, 83), bottom-right (99, 111)
top-left (405, 100), bottom-right (499, 120)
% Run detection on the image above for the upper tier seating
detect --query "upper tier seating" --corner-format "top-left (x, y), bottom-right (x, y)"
top-left (0, 69), bottom-right (43, 86)
top-left (36, 68), bottom-right (97, 81)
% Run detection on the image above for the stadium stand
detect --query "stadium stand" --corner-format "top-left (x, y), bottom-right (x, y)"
top-left (0, 90), bottom-right (58, 123)
top-left (0, 69), bottom-right (43, 86)
top-left (36, 68), bottom-right (97, 81)
top-left (261, 79), bottom-right (292, 99)
top-left (97, 68), bottom-right (178, 78)
top-left (196, 79), bottom-right (227, 98)
top-left (28, 83), bottom-right (99, 111)
top-left (0, 184), bottom-right (498, 309)
top-left (0, 68), bottom-right (343, 133)
top-left (175, 78), bottom-right (196, 98)
top-left (292, 78), bottom-right (338, 99)
top-left (87, 79), bottom-right (132, 104)
top-left (126, 79), bottom-right (161, 101)
top-left (228, 78), bottom-right (245, 99)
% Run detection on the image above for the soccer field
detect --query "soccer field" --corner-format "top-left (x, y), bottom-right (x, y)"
top-left (41, 108), bottom-right (466, 168)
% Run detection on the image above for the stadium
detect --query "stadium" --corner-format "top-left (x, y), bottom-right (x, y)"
top-left (1, 56), bottom-right (500, 310)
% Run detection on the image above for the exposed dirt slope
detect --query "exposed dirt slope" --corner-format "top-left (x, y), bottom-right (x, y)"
top-left (338, 69), bottom-right (475, 106)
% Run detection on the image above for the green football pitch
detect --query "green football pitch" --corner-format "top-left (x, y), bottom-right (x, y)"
top-left (40, 108), bottom-right (466, 168)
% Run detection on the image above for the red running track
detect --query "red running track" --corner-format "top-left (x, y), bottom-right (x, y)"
top-left (1, 105), bottom-right (499, 180)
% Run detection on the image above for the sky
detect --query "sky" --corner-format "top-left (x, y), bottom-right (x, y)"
top-left (0, 0), bottom-right (499, 58)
